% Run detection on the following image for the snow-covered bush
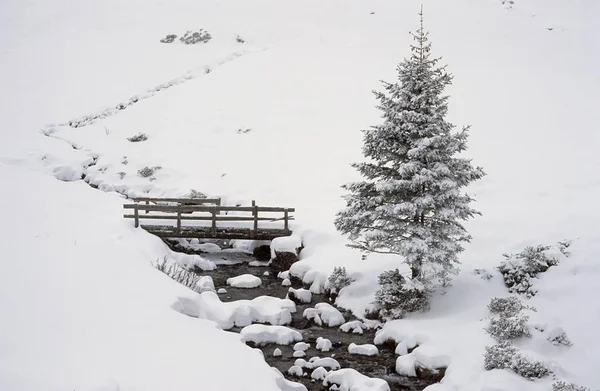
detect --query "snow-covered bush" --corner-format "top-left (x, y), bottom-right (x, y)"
top-left (488, 296), bottom-right (525, 317)
top-left (236, 35), bottom-right (245, 43)
top-left (499, 244), bottom-right (562, 297)
top-left (474, 268), bottom-right (494, 280)
top-left (127, 132), bottom-right (148, 142)
top-left (160, 34), bottom-right (177, 43)
top-left (484, 341), bottom-right (550, 379)
top-left (374, 269), bottom-right (429, 319)
top-left (138, 165), bottom-right (161, 178)
top-left (552, 381), bottom-right (591, 391)
top-left (327, 266), bottom-right (354, 294)
top-left (188, 189), bottom-right (207, 199)
top-left (547, 327), bottom-right (573, 347)
top-left (180, 29), bottom-right (212, 44)
top-left (486, 314), bottom-right (531, 341)
top-left (154, 256), bottom-right (204, 293)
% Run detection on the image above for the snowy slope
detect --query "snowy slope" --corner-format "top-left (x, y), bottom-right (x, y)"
top-left (1, 0), bottom-right (599, 390)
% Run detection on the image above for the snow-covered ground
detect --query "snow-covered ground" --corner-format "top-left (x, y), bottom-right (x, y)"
top-left (1, 0), bottom-right (599, 390)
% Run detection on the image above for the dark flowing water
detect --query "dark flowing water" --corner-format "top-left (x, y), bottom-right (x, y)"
top-left (195, 252), bottom-right (434, 391)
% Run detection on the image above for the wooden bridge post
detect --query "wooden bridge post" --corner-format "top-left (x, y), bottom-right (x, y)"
top-left (177, 207), bottom-right (182, 233)
top-left (212, 207), bottom-right (217, 238)
top-left (134, 203), bottom-right (139, 228)
top-left (253, 204), bottom-right (258, 237)
top-left (284, 209), bottom-right (289, 233)
top-left (145, 200), bottom-right (150, 214)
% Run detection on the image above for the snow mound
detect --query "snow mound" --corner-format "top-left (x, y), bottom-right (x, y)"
top-left (288, 365), bottom-right (304, 377)
top-left (288, 287), bottom-right (312, 304)
top-left (323, 368), bottom-right (390, 391)
top-left (227, 274), bottom-right (262, 288)
top-left (196, 276), bottom-right (215, 293)
top-left (293, 350), bottom-right (306, 358)
top-left (294, 342), bottom-right (310, 351)
top-left (340, 320), bottom-right (365, 334)
top-left (172, 252), bottom-right (216, 271)
top-left (348, 343), bottom-right (379, 356)
top-left (303, 303), bottom-right (345, 327)
top-left (316, 337), bottom-right (332, 352)
top-left (273, 348), bottom-right (282, 357)
top-left (178, 291), bottom-right (295, 329)
top-left (282, 278), bottom-right (292, 287)
top-left (311, 357), bottom-right (340, 370)
top-left (311, 366), bottom-right (328, 381)
top-left (217, 288), bottom-right (227, 294)
top-left (240, 324), bottom-right (303, 346)
top-left (271, 235), bottom-right (302, 257)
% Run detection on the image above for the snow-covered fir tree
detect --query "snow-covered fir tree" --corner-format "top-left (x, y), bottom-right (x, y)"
top-left (335, 10), bottom-right (485, 286)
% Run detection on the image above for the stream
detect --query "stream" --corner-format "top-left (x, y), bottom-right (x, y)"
top-left (194, 251), bottom-right (435, 391)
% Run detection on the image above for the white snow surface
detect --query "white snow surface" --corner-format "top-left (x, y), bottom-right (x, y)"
top-left (177, 291), bottom-right (295, 329)
top-left (0, 167), bottom-right (285, 391)
top-left (348, 343), bottom-right (379, 357)
top-left (1, 0), bottom-right (600, 390)
top-left (227, 274), bottom-right (262, 288)
top-left (240, 324), bottom-right (303, 346)
top-left (323, 368), bottom-right (390, 391)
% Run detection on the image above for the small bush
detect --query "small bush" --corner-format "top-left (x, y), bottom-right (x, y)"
top-left (117, 172), bottom-right (126, 180)
top-left (488, 296), bottom-right (525, 317)
top-left (127, 133), bottom-right (148, 142)
top-left (160, 34), bottom-right (177, 43)
top-left (188, 189), bottom-right (207, 199)
top-left (375, 269), bottom-right (429, 319)
top-left (499, 244), bottom-right (562, 297)
top-left (327, 266), bottom-right (354, 294)
top-left (474, 268), bottom-right (493, 280)
top-left (138, 165), bottom-right (161, 178)
top-left (487, 314), bottom-right (531, 341)
top-left (547, 327), bottom-right (573, 347)
top-left (180, 29), bottom-right (212, 44)
top-left (154, 256), bottom-right (210, 293)
top-left (484, 341), bottom-right (550, 379)
top-left (236, 35), bottom-right (245, 43)
top-left (121, 156), bottom-right (128, 165)
top-left (552, 381), bottom-right (591, 391)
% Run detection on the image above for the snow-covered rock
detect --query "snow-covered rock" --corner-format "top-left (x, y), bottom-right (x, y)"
top-left (217, 288), bottom-right (227, 294)
top-left (198, 243), bottom-right (221, 253)
top-left (294, 342), bottom-right (310, 351)
top-left (273, 348), bottom-right (282, 357)
top-left (293, 350), bottom-right (306, 358)
top-left (308, 356), bottom-right (320, 363)
top-left (240, 324), bottom-right (303, 346)
top-left (249, 260), bottom-right (270, 267)
top-left (288, 287), bottom-right (312, 304)
top-left (302, 308), bottom-right (322, 326)
top-left (315, 303), bottom-right (345, 327)
top-left (180, 291), bottom-right (295, 329)
top-left (311, 357), bottom-right (340, 370)
top-left (311, 366), bottom-right (328, 381)
top-left (395, 341), bottom-right (408, 356)
top-left (271, 236), bottom-right (302, 257)
top-left (324, 368), bottom-right (390, 391)
top-left (288, 365), bottom-right (304, 377)
top-left (227, 274), bottom-right (262, 288)
top-left (395, 354), bottom-right (417, 377)
top-left (348, 343), bottom-right (379, 356)
top-left (340, 320), bottom-right (365, 333)
top-left (395, 345), bottom-right (450, 377)
top-left (173, 253), bottom-right (216, 271)
top-left (282, 278), bottom-right (292, 287)
top-left (316, 337), bottom-right (332, 352)
top-left (278, 271), bottom-right (290, 280)
top-left (263, 271), bottom-right (270, 276)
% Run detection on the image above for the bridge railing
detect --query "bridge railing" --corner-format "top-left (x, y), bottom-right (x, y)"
top-left (123, 199), bottom-right (294, 237)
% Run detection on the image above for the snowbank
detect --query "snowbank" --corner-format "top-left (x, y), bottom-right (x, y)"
top-left (227, 274), bottom-right (262, 288)
top-left (323, 368), bottom-right (390, 391)
top-left (240, 324), bottom-right (303, 346)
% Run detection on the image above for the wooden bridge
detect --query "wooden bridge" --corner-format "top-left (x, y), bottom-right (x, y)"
top-left (123, 197), bottom-right (295, 240)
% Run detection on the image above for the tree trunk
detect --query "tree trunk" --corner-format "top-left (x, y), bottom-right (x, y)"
top-left (411, 257), bottom-right (422, 279)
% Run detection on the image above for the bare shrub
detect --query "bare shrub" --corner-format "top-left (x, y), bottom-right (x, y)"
top-left (127, 133), bottom-right (148, 142)
top-left (138, 165), bottom-right (162, 178)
